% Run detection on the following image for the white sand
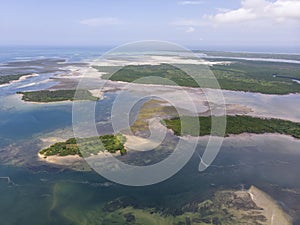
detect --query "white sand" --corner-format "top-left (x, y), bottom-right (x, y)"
top-left (91, 55), bottom-right (231, 67)
top-left (124, 134), bottom-right (162, 151)
top-left (38, 153), bottom-right (83, 166)
top-left (248, 186), bottom-right (292, 225)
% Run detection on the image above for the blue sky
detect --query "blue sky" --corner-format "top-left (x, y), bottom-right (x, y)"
top-left (1, 0), bottom-right (300, 48)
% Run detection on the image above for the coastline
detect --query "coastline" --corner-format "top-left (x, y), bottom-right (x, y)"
top-left (248, 186), bottom-right (292, 225)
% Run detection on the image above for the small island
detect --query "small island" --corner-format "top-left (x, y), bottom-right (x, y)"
top-left (17, 89), bottom-right (98, 102)
top-left (164, 115), bottom-right (300, 138)
top-left (39, 134), bottom-right (127, 158)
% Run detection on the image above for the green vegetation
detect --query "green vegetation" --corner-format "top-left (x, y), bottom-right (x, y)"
top-left (164, 115), bottom-right (300, 138)
top-left (98, 63), bottom-right (198, 86)
top-left (0, 74), bottom-right (27, 85)
top-left (17, 89), bottom-right (98, 102)
top-left (211, 61), bottom-right (300, 94)
top-left (39, 134), bottom-right (127, 157)
top-left (94, 60), bottom-right (300, 94)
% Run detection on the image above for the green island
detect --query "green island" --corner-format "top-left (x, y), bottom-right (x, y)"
top-left (39, 134), bottom-right (127, 158)
top-left (0, 74), bottom-right (28, 85)
top-left (164, 115), bottom-right (300, 138)
top-left (17, 89), bottom-right (98, 102)
top-left (94, 60), bottom-right (300, 94)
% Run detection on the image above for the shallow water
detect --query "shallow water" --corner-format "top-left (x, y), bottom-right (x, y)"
top-left (1, 135), bottom-right (300, 224)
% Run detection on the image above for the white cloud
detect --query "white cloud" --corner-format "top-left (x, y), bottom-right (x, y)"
top-left (80, 17), bottom-right (121, 26)
top-left (185, 27), bottom-right (195, 32)
top-left (206, 0), bottom-right (300, 24)
top-left (177, 1), bottom-right (204, 5)
top-left (209, 8), bottom-right (257, 23)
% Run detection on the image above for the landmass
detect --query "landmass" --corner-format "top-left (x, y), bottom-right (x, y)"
top-left (38, 134), bottom-right (127, 158)
top-left (164, 115), bottom-right (300, 138)
top-left (94, 60), bottom-right (300, 94)
top-left (17, 89), bottom-right (98, 102)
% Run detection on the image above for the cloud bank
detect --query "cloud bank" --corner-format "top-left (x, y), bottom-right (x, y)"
top-left (173, 0), bottom-right (300, 28)
top-left (206, 0), bottom-right (300, 24)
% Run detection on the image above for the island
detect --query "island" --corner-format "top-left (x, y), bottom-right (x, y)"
top-left (94, 60), bottom-right (300, 94)
top-left (39, 134), bottom-right (127, 158)
top-left (17, 89), bottom-right (98, 102)
top-left (164, 115), bottom-right (300, 138)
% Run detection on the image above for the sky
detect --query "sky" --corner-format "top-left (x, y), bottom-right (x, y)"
top-left (1, 0), bottom-right (300, 49)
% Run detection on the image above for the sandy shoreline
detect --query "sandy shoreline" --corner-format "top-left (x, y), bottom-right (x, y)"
top-left (248, 186), bottom-right (292, 225)
top-left (38, 152), bottom-right (83, 165)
